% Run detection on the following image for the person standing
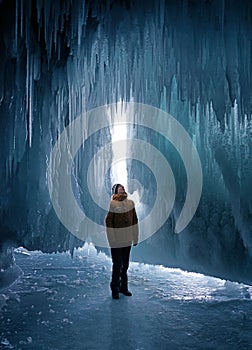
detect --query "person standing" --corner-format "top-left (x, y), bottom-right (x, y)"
top-left (105, 184), bottom-right (139, 299)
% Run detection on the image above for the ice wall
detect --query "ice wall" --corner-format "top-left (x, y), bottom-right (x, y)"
top-left (0, 0), bottom-right (252, 284)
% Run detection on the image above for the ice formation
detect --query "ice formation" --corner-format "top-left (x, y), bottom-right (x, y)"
top-left (0, 0), bottom-right (252, 285)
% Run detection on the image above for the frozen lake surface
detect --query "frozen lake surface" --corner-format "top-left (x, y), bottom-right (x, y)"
top-left (1, 244), bottom-right (252, 350)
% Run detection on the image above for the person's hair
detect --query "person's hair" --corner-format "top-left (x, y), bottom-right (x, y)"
top-left (112, 184), bottom-right (123, 194)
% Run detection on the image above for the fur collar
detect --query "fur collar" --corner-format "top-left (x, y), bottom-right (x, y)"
top-left (112, 193), bottom-right (127, 201)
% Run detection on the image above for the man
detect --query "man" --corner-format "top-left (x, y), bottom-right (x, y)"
top-left (105, 184), bottom-right (139, 299)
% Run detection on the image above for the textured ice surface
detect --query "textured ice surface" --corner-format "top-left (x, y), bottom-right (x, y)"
top-left (1, 245), bottom-right (252, 350)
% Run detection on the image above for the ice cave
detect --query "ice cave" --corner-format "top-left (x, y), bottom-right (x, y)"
top-left (1, 0), bottom-right (252, 349)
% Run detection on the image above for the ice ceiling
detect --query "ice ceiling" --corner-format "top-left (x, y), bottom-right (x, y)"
top-left (0, 0), bottom-right (252, 284)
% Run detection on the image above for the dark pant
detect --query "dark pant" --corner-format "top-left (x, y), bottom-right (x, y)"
top-left (110, 246), bottom-right (131, 292)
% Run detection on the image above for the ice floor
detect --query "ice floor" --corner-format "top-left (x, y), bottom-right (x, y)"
top-left (1, 244), bottom-right (252, 350)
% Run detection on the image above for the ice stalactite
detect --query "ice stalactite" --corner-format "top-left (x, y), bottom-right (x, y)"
top-left (0, 0), bottom-right (252, 283)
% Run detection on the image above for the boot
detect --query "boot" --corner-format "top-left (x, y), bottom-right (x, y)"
top-left (119, 282), bottom-right (132, 296)
top-left (120, 289), bottom-right (132, 296)
top-left (110, 279), bottom-right (120, 300)
top-left (112, 290), bottom-right (119, 299)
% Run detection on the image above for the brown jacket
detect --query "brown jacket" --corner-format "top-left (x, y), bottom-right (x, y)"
top-left (105, 194), bottom-right (139, 248)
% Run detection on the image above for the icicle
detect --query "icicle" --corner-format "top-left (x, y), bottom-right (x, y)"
top-left (14, 0), bottom-right (18, 55)
top-left (36, 0), bottom-right (42, 24)
top-left (25, 47), bottom-right (30, 145)
top-left (28, 54), bottom-right (33, 147)
top-left (20, 0), bottom-right (23, 38)
top-left (33, 49), bottom-right (41, 81)
top-left (77, 2), bottom-right (84, 47)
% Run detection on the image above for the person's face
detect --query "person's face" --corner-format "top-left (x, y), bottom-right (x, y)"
top-left (117, 185), bottom-right (125, 195)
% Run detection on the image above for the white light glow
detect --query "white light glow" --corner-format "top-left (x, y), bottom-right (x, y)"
top-left (110, 106), bottom-right (128, 189)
